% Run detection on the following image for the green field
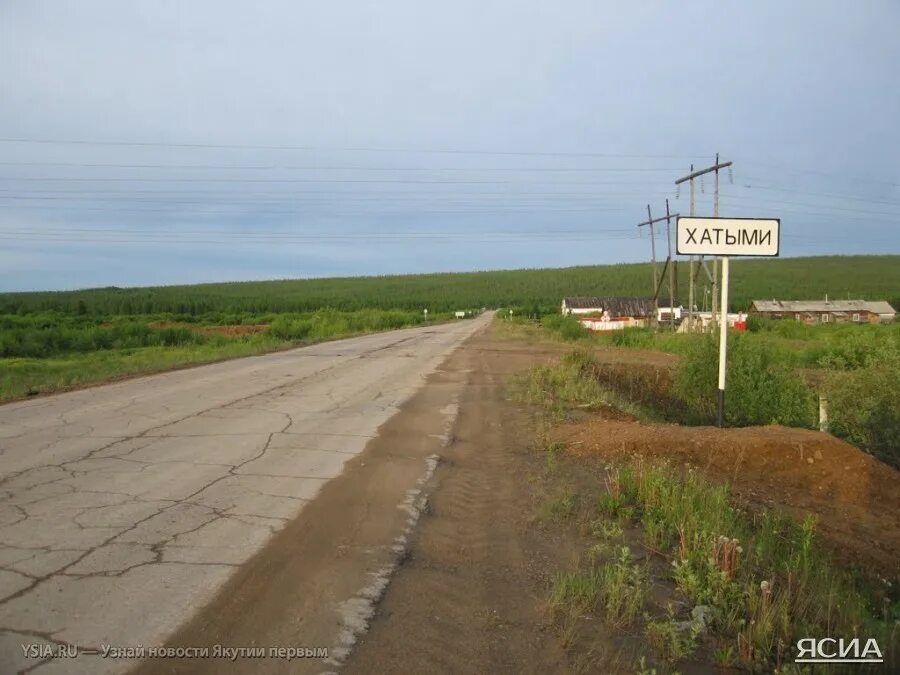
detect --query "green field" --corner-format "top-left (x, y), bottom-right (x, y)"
top-left (0, 255), bottom-right (896, 403)
top-left (2, 255), bottom-right (898, 316)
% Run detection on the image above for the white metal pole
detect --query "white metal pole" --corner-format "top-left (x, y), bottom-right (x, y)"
top-left (717, 256), bottom-right (730, 426)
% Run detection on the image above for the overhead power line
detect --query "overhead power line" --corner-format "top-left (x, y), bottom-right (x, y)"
top-left (0, 136), bottom-right (692, 159)
top-left (0, 176), bottom-right (680, 186)
top-left (0, 161), bottom-right (683, 173)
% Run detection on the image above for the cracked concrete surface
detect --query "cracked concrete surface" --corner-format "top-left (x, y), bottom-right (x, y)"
top-left (0, 316), bottom-right (489, 674)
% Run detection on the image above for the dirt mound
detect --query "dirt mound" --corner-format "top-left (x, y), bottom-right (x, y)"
top-left (147, 321), bottom-right (270, 336)
top-left (193, 324), bottom-right (269, 336)
top-left (556, 419), bottom-right (900, 578)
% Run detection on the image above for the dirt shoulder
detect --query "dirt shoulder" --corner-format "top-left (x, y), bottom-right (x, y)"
top-left (345, 326), bottom-right (898, 672)
top-left (343, 336), bottom-right (574, 674)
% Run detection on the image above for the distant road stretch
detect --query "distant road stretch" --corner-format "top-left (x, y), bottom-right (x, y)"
top-left (0, 314), bottom-right (491, 674)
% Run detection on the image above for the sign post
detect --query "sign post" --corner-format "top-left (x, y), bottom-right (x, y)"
top-left (676, 217), bottom-right (781, 426)
top-left (717, 256), bottom-right (730, 426)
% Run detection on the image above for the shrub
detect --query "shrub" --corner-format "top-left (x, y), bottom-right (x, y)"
top-left (540, 314), bottom-right (587, 341)
top-left (673, 333), bottom-right (815, 427)
top-left (609, 327), bottom-right (655, 348)
top-left (822, 337), bottom-right (900, 468)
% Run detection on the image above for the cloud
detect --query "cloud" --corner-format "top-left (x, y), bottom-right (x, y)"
top-left (0, 0), bottom-right (898, 290)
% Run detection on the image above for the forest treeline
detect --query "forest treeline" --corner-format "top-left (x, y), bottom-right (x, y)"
top-left (1, 255), bottom-right (897, 317)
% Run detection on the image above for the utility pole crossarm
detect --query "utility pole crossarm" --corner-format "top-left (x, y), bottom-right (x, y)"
top-left (674, 161), bottom-right (733, 185)
top-left (637, 213), bottom-right (680, 227)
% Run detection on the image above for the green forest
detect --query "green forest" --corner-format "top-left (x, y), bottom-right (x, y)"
top-left (2, 255), bottom-right (897, 317)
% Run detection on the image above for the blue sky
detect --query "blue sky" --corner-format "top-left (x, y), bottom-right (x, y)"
top-left (0, 0), bottom-right (898, 291)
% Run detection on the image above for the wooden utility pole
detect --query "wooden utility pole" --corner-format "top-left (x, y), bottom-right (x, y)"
top-left (665, 198), bottom-right (676, 329)
top-left (711, 153), bottom-right (722, 326)
top-left (688, 164), bottom-right (696, 327)
top-left (675, 155), bottom-right (732, 331)
top-left (638, 204), bottom-right (680, 328)
top-left (646, 204), bottom-right (658, 296)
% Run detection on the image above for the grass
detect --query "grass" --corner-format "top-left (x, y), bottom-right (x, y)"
top-left (611, 459), bottom-right (893, 669)
top-left (549, 546), bottom-right (647, 628)
top-left (537, 488), bottom-right (580, 524)
top-left (0, 308), bottom-right (454, 401)
top-left (541, 453), bottom-right (897, 670)
top-left (645, 604), bottom-right (702, 663)
top-left (0, 338), bottom-right (283, 400)
top-left (509, 335), bottom-right (897, 670)
top-left (506, 317), bottom-right (900, 468)
top-left (507, 350), bottom-right (658, 422)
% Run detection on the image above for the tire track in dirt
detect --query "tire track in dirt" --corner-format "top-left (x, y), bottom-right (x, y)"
top-left (343, 337), bottom-right (570, 674)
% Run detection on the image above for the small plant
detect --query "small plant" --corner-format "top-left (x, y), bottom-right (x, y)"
top-left (713, 642), bottom-right (736, 668)
top-left (538, 489), bottom-right (579, 524)
top-left (587, 541), bottom-right (609, 565)
top-left (645, 604), bottom-right (701, 663)
top-left (712, 536), bottom-right (742, 580)
top-left (599, 547), bottom-right (647, 627)
top-left (634, 655), bottom-right (658, 675)
top-left (591, 517), bottom-right (624, 540)
top-left (550, 568), bottom-right (603, 614)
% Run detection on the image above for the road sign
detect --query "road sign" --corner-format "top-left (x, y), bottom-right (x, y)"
top-left (677, 217), bottom-right (780, 257)
top-left (675, 216), bottom-right (781, 427)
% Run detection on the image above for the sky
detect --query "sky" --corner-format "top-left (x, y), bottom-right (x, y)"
top-left (0, 0), bottom-right (898, 291)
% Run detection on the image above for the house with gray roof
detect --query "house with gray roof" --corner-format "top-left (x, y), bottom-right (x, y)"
top-left (561, 296), bottom-right (656, 331)
top-left (748, 299), bottom-right (895, 324)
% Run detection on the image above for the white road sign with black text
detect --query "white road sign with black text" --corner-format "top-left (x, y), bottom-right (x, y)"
top-left (677, 217), bottom-right (780, 257)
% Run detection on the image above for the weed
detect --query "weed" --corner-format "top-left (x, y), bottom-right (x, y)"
top-left (591, 518), bottom-right (624, 540)
top-left (713, 642), bottom-right (736, 668)
top-left (645, 604), bottom-right (701, 663)
top-left (604, 459), bottom-right (892, 670)
top-left (587, 542), bottom-right (609, 565)
top-left (599, 547), bottom-right (647, 627)
top-left (538, 489), bottom-right (579, 524)
top-left (634, 655), bottom-right (658, 675)
top-left (508, 351), bottom-right (657, 421)
top-left (550, 568), bottom-right (604, 614)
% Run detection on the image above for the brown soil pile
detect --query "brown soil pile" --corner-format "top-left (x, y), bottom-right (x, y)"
top-left (147, 321), bottom-right (269, 336)
top-left (556, 418), bottom-right (900, 578)
top-left (193, 324), bottom-right (269, 336)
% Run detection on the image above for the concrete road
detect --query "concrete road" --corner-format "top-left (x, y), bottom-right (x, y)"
top-left (0, 315), bottom-right (490, 673)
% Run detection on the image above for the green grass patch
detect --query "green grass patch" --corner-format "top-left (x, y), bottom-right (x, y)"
top-left (609, 459), bottom-right (896, 670)
top-left (507, 350), bottom-right (657, 422)
top-left (506, 320), bottom-right (900, 467)
top-left (0, 338), bottom-right (283, 400)
top-left (0, 308), bottom-right (450, 401)
top-left (537, 488), bottom-right (580, 524)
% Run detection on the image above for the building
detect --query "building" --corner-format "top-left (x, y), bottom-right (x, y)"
top-left (561, 296), bottom-right (656, 331)
top-left (657, 305), bottom-right (683, 323)
top-left (678, 311), bottom-right (747, 332)
top-left (749, 299), bottom-right (896, 324)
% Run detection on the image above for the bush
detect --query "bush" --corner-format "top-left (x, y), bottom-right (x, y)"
top-left (540, 314), bottom-right (587, 341)
top-left (609, 327), bottom-right (655, 348)
top-left (822, 338), bottom-right (900, 468)
top-left (673, 333), bottom-right (815, 427)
